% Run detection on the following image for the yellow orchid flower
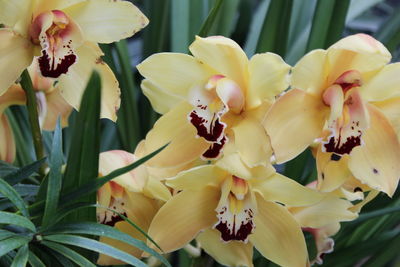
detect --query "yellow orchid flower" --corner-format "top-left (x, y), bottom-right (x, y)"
top-left (137, 36), bottom-right (290, 168)
top-left (97, 150), bottom-right (171, 265)
top-left (0, 85), bottom-right (25, 162)
top-left (146, 154), bottom-right (326, 267)
top-left (0, 0), bottom-right (148, 121)
top-left (264, 34), bottom-right (400, 196)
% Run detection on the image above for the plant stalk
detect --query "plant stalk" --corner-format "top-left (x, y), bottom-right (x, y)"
top-left (20, 69), bottom-right (45, 173)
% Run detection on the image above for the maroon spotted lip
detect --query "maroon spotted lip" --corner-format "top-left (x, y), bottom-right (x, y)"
top-left (38, 49), bottom-right (76, 78)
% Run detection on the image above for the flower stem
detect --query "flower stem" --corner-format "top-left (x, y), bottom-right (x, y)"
top-left (20, 70), bottom-right (45, 171)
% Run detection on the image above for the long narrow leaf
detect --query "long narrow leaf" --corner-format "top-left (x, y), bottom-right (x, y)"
top-left (324, 0), bottom-right (350, 47)
top-left (45, 222), bottom-right (171, 267)
top-left (198, 0), bottom-right (224, 37)
top-left (28, 251), bottom-right (46, 267)
top-left (42, 119), bottom-right (63, 226)
top-left (115, 40), bottom-right (141, 152)
top-left (11, 244), bottom-right (28, 267)
top-left (2, 158), bottom-right (45, 186)
top-left (0, 179), bottom-right (29, 217)
top-left (171, 0), bottom-right (190, 52)
top-left (256, 0), bottom-right (293, 56)
top-left (62, 71), bottom-right (101, 223)
top-left (306, 0), bottom-right (336, 51)
top-left (42, 241), bottom-right (96, 267)
top-left (43, 234), bottom-right (147, 267)
top-left (0, 230), bottom-right (17, 241)
top-left (0, 211), bottom-right (36, 232)
top-left (0, 236), bottom-right (30, 257)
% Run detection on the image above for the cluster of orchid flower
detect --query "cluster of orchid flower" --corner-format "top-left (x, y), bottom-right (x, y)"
top-left (0, 1), bottom-right (399, 266)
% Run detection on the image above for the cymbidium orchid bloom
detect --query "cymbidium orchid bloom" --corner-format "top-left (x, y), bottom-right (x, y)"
top-left (146, 149), bottom-right (326, 267)
top-left (0, 0), bottom-right (148, 121)
top-left (137, 36), bottom-right (290, 168)
top-left (97, 150), bottom-right (171, 265)
top-left (264, 34), bottom-right (400, 196)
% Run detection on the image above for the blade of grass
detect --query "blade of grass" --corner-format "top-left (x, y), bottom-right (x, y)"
top-left (325, 0), bottom-right (351, 47)
top-left (0, 178), bottom-right (29, 217)
top-left (0, 211), bottom-right (36, 232)
top-left (2, 158), bottom-right (45, 185)
top-left (115, 40), bottom-right (141, 152)
top-left (11, 244), bottom-right (28, 267)
top-left (42, 119), bottom-right (63, 227)
top-left (28, 251), bottom-right (46, 267)
top-left (256, 0), bottom-right (293, 56)
top-left (0, 236), bottom-right (30, 257)
top-left (62, 71), bottom-right (101, 223)
top-left (306, 0), bottom-right (336, 51)
top-left (43, 234), bottom-right (147, 267)
top-left (198, 0), bottom-right (224, 37)
top-left (44, 222), bottom-right (171, 267)
top-left (374, 6), bottom-right (400, 53)
top-left (244, 0), bottom-right (270, 56)
top-left (41, 241), bottom-right (96, 267)
top-left (171, 0), bottom-right (190, 52)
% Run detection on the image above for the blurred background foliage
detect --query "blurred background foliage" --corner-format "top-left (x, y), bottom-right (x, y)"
top-left (2, 0), bottom-right (400, 266)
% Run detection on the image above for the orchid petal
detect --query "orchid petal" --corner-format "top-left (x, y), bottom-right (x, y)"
top-left (0, 29), bottom-right (34, 95)
top-left (147, 188), bottom-right (219, 253)
top-left (137, 53), bottom-right (215, 100)
top-left (197, 229), bottom-right (254, 267)
top-left (99, 150), bottom-right (146, 192)
top-left (166, 165), bottom-right (227, 191)
top-left (143, 102), bottom-right (209, 168)
top-left (251, 173), bottom-right (323, 207)
top-left (250, 196), bottom-right (309, 267)
top-left (141, 80), bottom-right (184, 114)
top-left (232, 116), bottom-right (272, 167)
top-left (64, 0), bottom-right (148, 44)
top-left (348, 105), bottom-right (400, 196)
top-left (42, 88), bottom-right (73, 131)
top-left (189, 36), bottom-right (248, 90)
top-left (57, 42), bottom-right (121, 121)
top-left (264, 89), bottom-right (328, 163)
top-left (361, 63), bottom-right (400, 101)
top-left (291, 49), bottom-right (327, 95)
top-left (247, 52), bottom-right (290, 109)
top-left (290, 196), bottom-right (357, 228)
top-left (327, 34), bottom-right (391, 84)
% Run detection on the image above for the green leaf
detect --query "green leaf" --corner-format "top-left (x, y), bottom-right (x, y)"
top-left (45, 222), bottom-right (171, 267)
top-left (0, 178), bottom-right (29, 217)
top-left (324, 0), bottom-right (351, 47)
top-left (306, 0), bottom-right (336, 51)
top-left (0, 230), bottom-right (17, 241)
top-left (41, 241), bottom-right (96, 267)
top-left (374, 6), bottom-right (400, 52)
top-left (0, 211), bottom-right (36, 232)
top-left (2, 158), bottom-right (45, 185)
top-left (28, 251), bottom-right (46, 267)
top-left (62, 71), bottom-right (101, 223)
top-left (348, 205), bottom-right (400, 225)
top-left (363, 233), bottom-right (400, 266)
top-left (115, 40), bottom-right (141, 152)
top-left (198, 0), bottom-right (224, 37)
top-left (11, 244), bottom-right (28, 267)
top-left (43, 234), bottom-right (147, 267)
top-left (46, 247), bottom-right (75, 267)
top-left (42, 119), bottom-right (63, 227)
top-left (256, 0), bottom-right (293, 56)
top-left (0, 236), bottom-right (30, 257)
top-left (171, 0), bottom-right (190, 52)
